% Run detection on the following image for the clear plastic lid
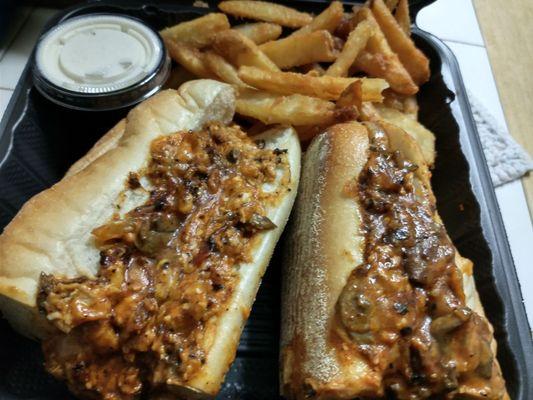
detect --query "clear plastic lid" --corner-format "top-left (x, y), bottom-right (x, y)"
top-left (33, 14), bottom-right (170, 111)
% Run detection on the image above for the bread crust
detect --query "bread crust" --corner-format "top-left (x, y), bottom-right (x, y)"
top-left (280, 121), bottom-right (508, 399)
top-left (281, 122), bottom-right (379, 398)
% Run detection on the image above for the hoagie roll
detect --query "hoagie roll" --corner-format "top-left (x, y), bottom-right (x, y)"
top-left (0, 79), bottom-right (301, 399)
top-left (281, 121), bottom-right (507, 399)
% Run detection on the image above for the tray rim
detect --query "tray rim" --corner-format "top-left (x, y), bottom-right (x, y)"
top-left (411, 25), bottom-right (533, 394)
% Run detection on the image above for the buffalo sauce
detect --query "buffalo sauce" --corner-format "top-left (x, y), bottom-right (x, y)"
top-left (37, 122), bottom-right (289, 400)
top-left (335, 123), bottom-right (506, 399)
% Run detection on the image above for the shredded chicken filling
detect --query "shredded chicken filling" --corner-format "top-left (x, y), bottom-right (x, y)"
top-left (336, 123), bottom-right (505, 399)
top-left (37, 122), bottom-right (289, 400)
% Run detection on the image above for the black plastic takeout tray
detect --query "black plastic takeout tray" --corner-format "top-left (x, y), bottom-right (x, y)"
top-left (0, 1), bottom-right (532, 398)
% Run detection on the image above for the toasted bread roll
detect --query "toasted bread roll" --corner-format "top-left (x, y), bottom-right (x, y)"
top-left (0, 79), bottom-right (301, 399)
top-left (281, 121), bottom-right (507, 399)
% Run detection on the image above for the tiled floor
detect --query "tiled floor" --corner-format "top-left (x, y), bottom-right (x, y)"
top-left (0, 1), bottom-right (531, 328)
top-left (0, 89), bottom-right (11, 116)
top-left (0, 7), bottom-right (32, 62)
top-left (417, 0), bottom-right (484, 46)
top-left (0, 8), bottom-right (56, 90)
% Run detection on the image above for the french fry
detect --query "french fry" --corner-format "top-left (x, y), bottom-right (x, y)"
top-left (333, 35), bottom-right (345, 50)
top-left (233, 22), bottom-right (283, 44)
top-left (335, 13), bottom-right (358, 40)
top-left (259, 30), bottom-right (337, 69)
top-left (219, 1), bottom-right (312, 28)
top-left (238, 66), bottom-right (388, 101)
top-left (375, 104), bottom-right (435, 165)
top-left (333, 80), bottom-right (363, 124)
top-left (354, 51), bottom-right (417, 95)
top-left (165, 40), bottom-right (214, 79)
top-left (371, 0), bottom-right (429, 84)
top-left (360, 102), bottom-right (382, 121)
top-left (403, 95), bottom-right (418, 119)
top-left (336, 80), bottom-right (363, 110)
top-left (382, 89), bottom-right (418, 118)
top-left (326, 20), bottom-right (374, 77)
top-left (384, 0), bottom-right (400, 10)
top-left (160, 13), bottom-right (230, 48)
top-left (236, 89), bottom-right (336, 126)
top-left (353, 8), bottom-right (418, 95)
top-left (300, 63), bottom-right (326, 76)
top-left (394, 0), bottom-right (411, 35)
top-left (213, 30), bottom-right (280, 72)
top-left (204, 51), bottom-right (248, 87)
top-left (291, 1), bottom-right (344, 36)
top-left (382, 88), bottom-right (405, 111)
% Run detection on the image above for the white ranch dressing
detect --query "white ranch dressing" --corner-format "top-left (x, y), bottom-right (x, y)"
top-left (36, 15), bottom-right (162, 93)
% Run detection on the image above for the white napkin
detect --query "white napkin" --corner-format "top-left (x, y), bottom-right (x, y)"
top-left (466, 91), bottom-right (533, 187)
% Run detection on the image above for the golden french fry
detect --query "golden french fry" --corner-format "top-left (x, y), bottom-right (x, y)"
top-left (291, 1), bottom-right (344, 36)
top-left (333, 81), bottom-right (363, 123)
top-left (384, 0), bottom-right (400, 10)
top-left (353, 8), bottom-right (418, 95)
top-left (382, 88), bottom-right (405, 111)
top-left (351, 4), bottom-right (364, 15)
top-left (236, 89), bottom-right (336, 125)
top-left (375, 104), bottom-right (435, 165)
top-left (382, 89), bottom-right (418, 118)
top-left (326, 20), bottom-right (374, 77)
top-left (371, 0), bottom-right (429, 84)
top-left (335, 12), bottom-right (358, 40)
top-left (352, 101), bottom-right (381, 122)
top-left (259, 30), bottom-right (337, 69)
top-left (336, 80), bottom-right (363, 110)
top-left (233, 22), bottom-right (282, 44)
top-left (238, 66), bottom-right (388, 101)
top-left (204, 51), bottom-right (248, 87)
top-left (165, 40), bottom-right (214, 79)
top-left (354, 51), bottom-right (417, 95)
top-left (360, 102), bottom-right (381, 121)
top-left (394, 0), bottom-right (411, 35)
top-left (403, 95), bottom-right (418, 119)
top-left (160, 13), bottom-right (230, 48)
top-left (212, 30), bottom-right (279, 72)
top-left (333, 105), bottom-right (360, 123)
top-left (219, 1), bottom-right (312, 28)
top-left (300, 63), bottom-right (326, 76)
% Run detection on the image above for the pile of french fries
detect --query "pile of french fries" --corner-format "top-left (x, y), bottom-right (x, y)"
top-left (161, 0), bottom-right (435, 164)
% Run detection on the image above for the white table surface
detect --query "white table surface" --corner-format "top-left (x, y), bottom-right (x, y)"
top-left (0, 1), bottom-right (532, 330)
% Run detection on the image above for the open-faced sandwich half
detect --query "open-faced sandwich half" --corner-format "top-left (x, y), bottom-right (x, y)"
top-left (281, 121), bottom-right (508, 399)
top-left (0, 79), bottom-right (301, 399)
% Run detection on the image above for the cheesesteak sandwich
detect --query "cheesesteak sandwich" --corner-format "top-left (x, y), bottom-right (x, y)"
top-left (281, 121), bottom-right (508, 399)
top-left (0, 79), bottom-right (301, 399)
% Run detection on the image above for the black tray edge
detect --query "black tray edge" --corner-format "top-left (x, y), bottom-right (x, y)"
top-left (413, 26), bottom-right (533, 392)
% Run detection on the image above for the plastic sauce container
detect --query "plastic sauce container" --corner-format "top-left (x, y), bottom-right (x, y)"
top-left (32, 14), bottom-right (170, 111)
